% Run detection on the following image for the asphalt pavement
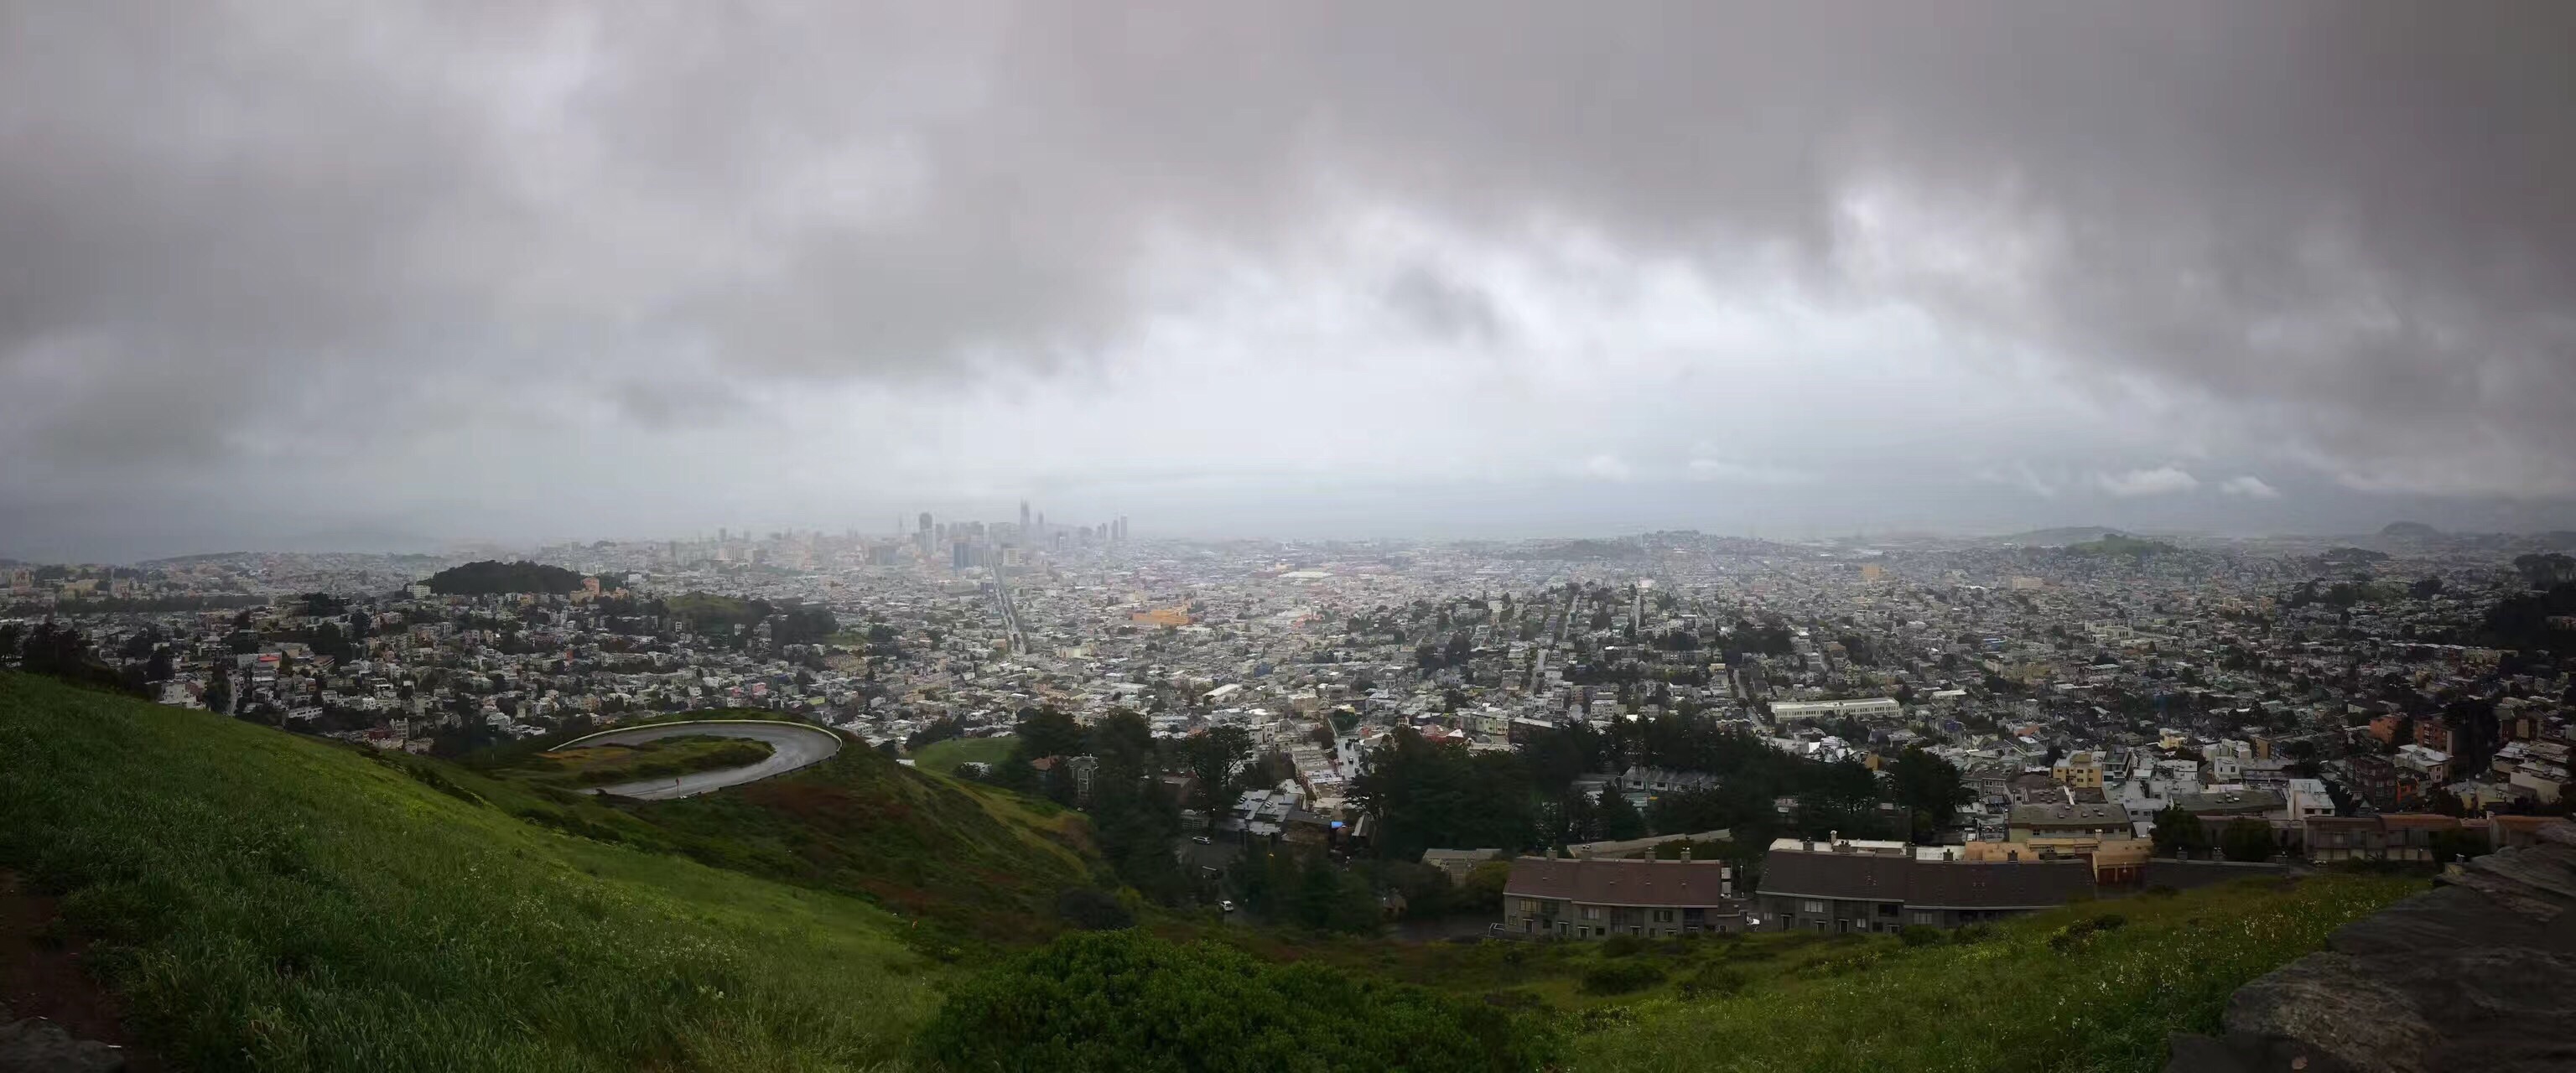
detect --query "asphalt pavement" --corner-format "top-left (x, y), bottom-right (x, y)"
top-left (559, 720), bottom-right (844, 801)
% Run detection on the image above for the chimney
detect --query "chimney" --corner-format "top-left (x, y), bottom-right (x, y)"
top-left (1680, 846), bottom-right (1692, 862)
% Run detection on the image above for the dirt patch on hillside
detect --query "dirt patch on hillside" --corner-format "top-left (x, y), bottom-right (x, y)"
top-left (0, 871), bottom-right (162, 1070)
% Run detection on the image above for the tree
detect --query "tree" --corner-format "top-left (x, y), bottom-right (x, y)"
top-left (19, 623), bottom-right (129, 693)
top-left (1454, 860), bottom-right (1511, 915)
top-left (1179, 726), bottom-right (1251, 814)
top-left (1297, 860), bottom-right (1379, 933)
top-left (1012, 708), bottom-right (1085, 762)
top-left (205, 662), bottom-right (232, 714)
top-left (1595, 785), bottom-right (1646, 842)
top-left (1888, 746), bottom-right (1971, 836)
top-left (1085, 708), bottom-right (1155, 779)
top-left (2220, 819), bottom-right (2274, 862)
top-left (2152, 806), bottom-right (2211, 857)
top-left (1350, 728), bottom-right (1536, 860)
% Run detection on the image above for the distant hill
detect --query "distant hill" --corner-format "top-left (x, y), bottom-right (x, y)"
top-left (2534, 530), bottom-right (2576, 551)
top-left (2381, 521), bottom-right (2441, 538)
top-left (423, 558), bottom-right (584, 595)
top-left (2320, 546), bottom-right (2392, 565)
top-left (1994, 526), bottom-right (2121, 547)
top-left (2067, 532), bottom-right (2179, 558)
top-left (1499, 539), bottom-right (1643, 561)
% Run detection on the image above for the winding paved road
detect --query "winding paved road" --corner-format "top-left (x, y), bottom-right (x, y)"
top-left (555, 720), bottom-right (844, 801)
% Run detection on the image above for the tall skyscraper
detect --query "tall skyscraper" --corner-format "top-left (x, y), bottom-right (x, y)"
top-left (1020, 500), bottom-right (1031, 533)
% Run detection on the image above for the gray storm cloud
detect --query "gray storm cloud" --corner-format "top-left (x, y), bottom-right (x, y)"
top-left (3, 1), bottom-right (2572, 555)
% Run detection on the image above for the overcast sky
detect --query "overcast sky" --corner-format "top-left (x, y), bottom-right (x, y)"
top-left (6, 2), bottom-right (2573, 561)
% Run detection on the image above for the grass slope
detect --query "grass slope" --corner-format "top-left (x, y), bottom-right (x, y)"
top-left (0, 672), bottom-right (943, 1071)
top-left (1570, 875), bottom-right (2420, 1072)
top-left (909, 735), bottom-right (1014, 776)
top-left (462, 713), bottom-right (1098, 941)
top-left (625, 747), bottom-right (1097, 944)
top-left (520, 734), bottom-right (776, 789)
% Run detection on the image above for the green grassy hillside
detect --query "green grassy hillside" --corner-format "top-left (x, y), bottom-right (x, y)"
top-left (463, 713), bottom-right (1098, 941)
top-left (515, 733), bottom-right (776, 789)
top-left (1185, 872), bottom-right (2418, 1072)
top-left (1, 671), bottom-right (2422, 1072)
top-left (1567, 875), bottom-right (2417, 1072)
top-left (0, 672), bottom-right (1025, 1070)
top-left (909, 734), bottom-right (1014, 776)
top-left (605, 745), bottom-right (1096, 943)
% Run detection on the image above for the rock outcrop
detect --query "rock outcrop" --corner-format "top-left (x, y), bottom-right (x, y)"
top-left (0, 1003), bottom-right (125, 1073)
top-left (2166, 822), bottom-right (2576, 1072)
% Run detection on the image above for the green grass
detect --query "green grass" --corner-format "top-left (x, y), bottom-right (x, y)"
top-left (0, 672), bottom-right (943, 1071)
top-left (517, 735), bottom-right (776, 788)
top-left (0, 671), bottom-right (2422, 1072)
top-left (909, 735), bottom-right (1014, 776)
top-left (617, 745), bottom-right (1098, 945)
top-left (1204, 873), bottom-right (2418, 1072)
top-left (452, 718), bottom-right (1096, 945)
top-left (1566, 875), bottom-right (2421, 1072)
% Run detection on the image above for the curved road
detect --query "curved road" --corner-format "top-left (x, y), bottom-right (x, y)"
top-left (556, 720), bottom-right (844, 801)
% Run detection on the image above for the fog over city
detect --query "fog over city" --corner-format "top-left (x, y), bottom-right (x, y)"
top-left (5, 2), bottom-right (2573, 560)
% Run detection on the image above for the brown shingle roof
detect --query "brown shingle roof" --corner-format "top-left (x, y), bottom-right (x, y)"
top-left (1757, 848), bottom-right (2095, 909)
top-left (2008, 801), bottom-right (2134, 827)
top-left (1755, 848), bottom-right (1910, 902)
top-left (1503, 858), bottom-right (1734, 908)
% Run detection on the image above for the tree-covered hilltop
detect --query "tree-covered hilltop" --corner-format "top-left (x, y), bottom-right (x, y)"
top-left (2066, 532), bottom-right (2179, 558)
top-left (422, 559), bottom-right (585, 595)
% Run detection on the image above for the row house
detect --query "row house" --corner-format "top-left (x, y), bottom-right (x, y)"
top-left (1500, 854), bottom-right (1742, 939)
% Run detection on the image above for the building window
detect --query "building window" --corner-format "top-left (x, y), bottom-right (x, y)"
top-left (1581, 906), bottom-right (1602, 920)
top-left (1517, 899), bottom-right (1537, 914)
top-left (1654, 910), bottom-right (1675, 923)
top-left (1800, 899), bottom-right (1826, 914)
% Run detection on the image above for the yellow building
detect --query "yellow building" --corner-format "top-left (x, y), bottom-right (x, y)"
top-left (2050, 751), bottom-right (2105, 790)
top-left (1130, 605), bottom-right (1192, 627)
top-left (1961, 834), bottom-right (2148, 885)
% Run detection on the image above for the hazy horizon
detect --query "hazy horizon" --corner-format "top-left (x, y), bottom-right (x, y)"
top-left (8, 3), bottom-right (2574, 562)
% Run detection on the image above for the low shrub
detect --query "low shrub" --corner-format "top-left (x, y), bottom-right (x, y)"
top-left (1898, 925), bottom-right (1944, 947)
top-left (1579, 962), bottom-right (1668, 996)
top-left (1053, 887), bottom-right (1134, 930)
top-left (1677, 963), bottom-right (1748, 999)
top-left (918, 930), bottom-right (1558, 1071)
top-left (2047, 913), bottom-right (2128, 951)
